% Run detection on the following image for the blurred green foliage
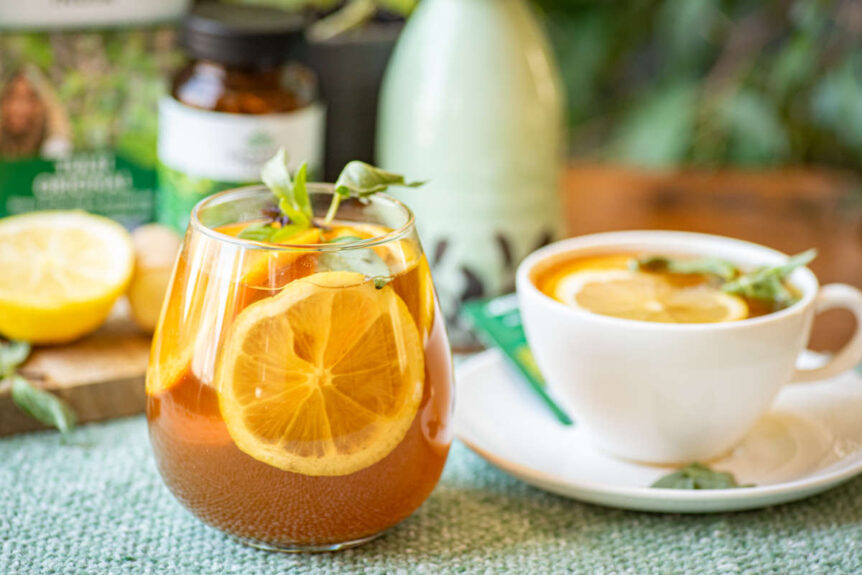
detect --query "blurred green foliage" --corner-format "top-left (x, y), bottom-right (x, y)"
top-left (533, 0), bottom-right (860, 168)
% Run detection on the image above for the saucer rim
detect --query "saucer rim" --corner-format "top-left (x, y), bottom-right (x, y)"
top-left (455, 349), bottom-right (862, 510)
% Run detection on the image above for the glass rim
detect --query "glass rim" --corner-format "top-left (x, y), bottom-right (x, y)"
top-left (189, 183), bottom-right (416, 252)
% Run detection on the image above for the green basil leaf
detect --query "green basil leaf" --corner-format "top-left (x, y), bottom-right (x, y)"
top-left (633, 249), bottom-right (816, 309)
top-left (262, 148), bottom-right (292, 201)
top-left (652, 463), bottom-right (750, 490)
top-left (237, 222), bottom-right (279, 242)
top-left (10, 375), bottom-right (77, 434)
top-left (292, 162), bottom-right (311, 220)
top-left (334, 161), bottom-right (424, 199)
top-left (319, 247), bottom-right (391, 281)
top-left (327, 235), bottom-right (365, 244)
top-left (0, 340), bottom-right (31, 377)
top-left (722, 249), bottom-right (816, 305)
top-left (633, 256), bottom-right (739, 282)
top-left (766, 248), bottom-right (817, 278)
top-left (270, 224), bottom-right (309, 243)
top-left (652, 471), bottom-right (697, 489)
top-left (261, 149), bottom-right (313, 227)
top-left (322, 236), bottom-right (392, 289)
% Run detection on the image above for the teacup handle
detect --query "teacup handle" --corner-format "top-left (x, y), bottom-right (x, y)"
top-left (792, 284), bottom-right (862, 383)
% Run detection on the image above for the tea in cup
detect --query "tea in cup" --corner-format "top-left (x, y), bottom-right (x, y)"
top-left (517, 231), bottom-right (862, 463)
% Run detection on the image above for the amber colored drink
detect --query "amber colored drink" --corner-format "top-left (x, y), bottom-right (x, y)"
top-left (146, 187), bottom-right (454, 551)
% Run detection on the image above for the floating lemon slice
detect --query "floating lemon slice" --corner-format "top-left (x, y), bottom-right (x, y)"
top-left (146, 226), bottom-right (323, 396)
top-left (555, 270), bottom-right (748, 324)
top-left (0, 211), bottom-right (134, 344)
top-left (217, 270), bottom-right (424, 476)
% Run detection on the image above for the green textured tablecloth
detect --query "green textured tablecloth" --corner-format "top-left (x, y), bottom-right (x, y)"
top-left (2, 416), bottom-right (861, 574)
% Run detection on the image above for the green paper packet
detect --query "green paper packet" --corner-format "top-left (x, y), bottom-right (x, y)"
top-left (0, 6), bottom-right (185, 228)
top-left (462, 294), bottom-right (573, 426)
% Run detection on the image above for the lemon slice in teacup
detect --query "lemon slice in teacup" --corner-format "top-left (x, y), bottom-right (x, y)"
top-left (554, 269), bottom-right (749, 324)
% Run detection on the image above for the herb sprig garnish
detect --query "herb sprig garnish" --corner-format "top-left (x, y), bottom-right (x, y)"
top-left (238, 149), bottom-right (423, 286)
top-left (722, 250), bottom-right (816, 308)
top-left (632, 249), bottom-right (816, 309)
top-left (328, 160), bottom-right (424, 224)
top-left (635, 256), bottom-right (738, 282)
top-left (651, 462), bottom-right (753, 490)
top-left (238, 149), bottom-right (423, 243)
top-left (1, 340), bottom-right (77, 435)
top-left (319, 235), bottom-right (392, 288)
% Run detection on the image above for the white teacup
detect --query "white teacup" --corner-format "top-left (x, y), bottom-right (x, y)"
top-left (516, 231), bottom-right (862, 464)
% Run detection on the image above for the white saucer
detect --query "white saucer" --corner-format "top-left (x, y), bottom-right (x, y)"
top-left (455, 349), bottom-right (862, 513)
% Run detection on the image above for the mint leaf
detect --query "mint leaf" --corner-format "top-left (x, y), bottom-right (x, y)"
top-left (632, 249), bottom-right (816, 309)
top-left (237, 222), bottom-right (309, 244)
top-left (722, 249), bottom-right (816, 307)
top-left (10, 375), bottom-right (77, 435)
top-left (0, 342), bottom-right (75, 434)
top-left (334, 161), bottom-right (424, 200)
top-left (291, 162), bottom-right (311, 220)
top-left (237, 222), bottom-right (279, 243)
top-left (319, 244), bottom-right (390, 283)
top-left (633, 256), bottom-right (739, 282)
top-left (270, 224), bottom-right (309, 243)
top-left (255, 150), bottom-right (422, 239)
top-left (652, 463), bottom-right (751, 489)
top-left (0, 340), bottom-right (31, 377)
top-left (261, 150), bottom-right (313, 228)
top-left (327, 235), bottom-right (364, 244)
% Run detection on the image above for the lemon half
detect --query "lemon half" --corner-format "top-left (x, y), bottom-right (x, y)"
top-left (0, 211), bottom-right (134, 344)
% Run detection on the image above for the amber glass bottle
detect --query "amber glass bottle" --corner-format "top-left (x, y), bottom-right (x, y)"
top-left (157, 3), bottom-right (325, 232)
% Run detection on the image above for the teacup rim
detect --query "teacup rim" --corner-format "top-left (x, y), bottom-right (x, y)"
top-left (516, 230), bottom-right (819, 331)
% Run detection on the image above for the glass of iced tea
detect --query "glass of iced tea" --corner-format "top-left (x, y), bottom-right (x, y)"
top-left (146, 184), bottom-right (453, 551)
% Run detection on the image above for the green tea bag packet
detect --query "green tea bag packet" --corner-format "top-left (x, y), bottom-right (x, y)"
top-left (462, 294), bottom-right (573, 426)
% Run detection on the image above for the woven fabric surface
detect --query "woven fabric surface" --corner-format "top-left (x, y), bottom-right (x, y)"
top-left (1, 416), bottom-right (860, 575)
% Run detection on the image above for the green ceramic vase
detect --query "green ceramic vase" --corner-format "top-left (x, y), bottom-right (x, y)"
top-left (377, 0), bottom-right (565, 344)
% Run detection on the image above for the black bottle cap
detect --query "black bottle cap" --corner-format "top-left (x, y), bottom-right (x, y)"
top-left (182, 3), bottom-right (307, 67)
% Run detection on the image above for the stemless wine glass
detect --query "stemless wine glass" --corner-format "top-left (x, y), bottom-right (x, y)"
top-left (146, 185), bottom-right (454, 552)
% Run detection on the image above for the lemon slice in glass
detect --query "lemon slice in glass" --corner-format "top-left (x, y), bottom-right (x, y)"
top-left (217, 271), bottom-right (425, 476)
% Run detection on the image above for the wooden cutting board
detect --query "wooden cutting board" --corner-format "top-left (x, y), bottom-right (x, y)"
top-left (0, 300), bottom-right (151, 436)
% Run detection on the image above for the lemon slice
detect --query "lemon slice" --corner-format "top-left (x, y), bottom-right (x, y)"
top-left (217, 270), bottom-right (424, 476)
top-left (0, 211), bottom-right (134, 344)
top-left (146, 226), bottom-right (323, 396)
top-left (555, 270), bottom-right (748, 324)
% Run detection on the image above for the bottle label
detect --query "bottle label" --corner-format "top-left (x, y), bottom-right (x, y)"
top-left (157, 97), bottom-right (325, 232)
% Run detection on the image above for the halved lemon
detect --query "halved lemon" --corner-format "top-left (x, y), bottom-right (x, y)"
top-left (217, 270), bottom-right (425, 476)
top-left (555, 270), bottom-right (748, 324)
top-left (0, 211), bottom-right (134, 344)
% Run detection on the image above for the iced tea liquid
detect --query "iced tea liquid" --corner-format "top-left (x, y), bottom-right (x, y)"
top-left (148, 232), bottom-right (453, 547)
